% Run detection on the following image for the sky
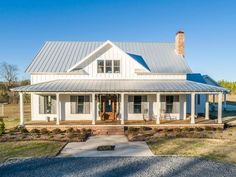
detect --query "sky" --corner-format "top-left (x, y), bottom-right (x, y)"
top-left (0, 0), bottom-right (235, 81)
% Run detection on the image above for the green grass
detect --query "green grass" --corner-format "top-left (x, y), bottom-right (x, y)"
top-left (147, 138), bottom-right (236, 164)
top-left (0, 141), bottom-right (65, 162)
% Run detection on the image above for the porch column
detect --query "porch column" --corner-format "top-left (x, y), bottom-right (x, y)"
top-left (120, 93), bottom-right (125, 125)
top-left (218, 92), bottom-right (223, 124)
top-left (56, 93), bottom-right (60, 125)
top-left (19, 92), bottom-right (24, 126)
top-left (213, 95), bottom-right (216, 109)
top-left (156, 93), bottom-right (160, 124)
top-left (183, 95), bottom-right (187, 120)
top-left (92, 93), bottom-right (96, 125)
top-left (223, 93), bottom-right (227, 111)
top-left (191, 93), bottom-right (195, 124)
top-left (205, 94), bottom-right (209, 120)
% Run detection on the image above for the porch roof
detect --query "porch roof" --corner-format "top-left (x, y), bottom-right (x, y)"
top-left (11, 79), bottom-right (228, 93)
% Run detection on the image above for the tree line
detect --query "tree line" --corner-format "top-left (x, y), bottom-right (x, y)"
top-left (0, 62), bottom-right (30, 103)
top-left (218, 80), bottom-right (236, 94)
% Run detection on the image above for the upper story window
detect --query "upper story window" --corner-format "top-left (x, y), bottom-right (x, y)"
top-left (97, 60), bottom-right (120, 73)
top-left (105, 60), bottom-right (112, 73)
top-left (113, 60), bottom-right (120, 73)
top-left (97, 60), bottom-right (104, 73)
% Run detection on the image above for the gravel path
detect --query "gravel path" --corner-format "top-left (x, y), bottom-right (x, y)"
top-left (0, 157), bottom-right (235, 177)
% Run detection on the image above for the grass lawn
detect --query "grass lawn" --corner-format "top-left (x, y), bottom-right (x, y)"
top-left (0, 141), bottom-right (65, 163)
top-left (147, 138), bottom-right (236, 164)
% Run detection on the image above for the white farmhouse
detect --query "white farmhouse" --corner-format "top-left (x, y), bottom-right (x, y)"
top-left (12, 31), bottom-right (228, 128)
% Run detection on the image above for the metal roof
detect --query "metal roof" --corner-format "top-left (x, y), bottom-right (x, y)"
top-left (202, 75), bottom-right (220, 87)
top-left (12, 79), bottom-right (228, 93)
top-left (187, 73), bottom-right (207, 84)
top-left (26, 41), bottom-right (192, 74)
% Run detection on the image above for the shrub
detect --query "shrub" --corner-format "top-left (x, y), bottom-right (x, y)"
top-left (51, 128), bottom-right (62, 134)
top-left (195, 127), bottom-right (204, 132)
top-left (40, 128), bottom-right (49, 134)
top-left (75, 129), bottom-right (81, 134)
top-left (0, 119), bottom-right (5, 135)
top-left (30, 128), bottom-right (40, 134)
top-left (128, 127), bottom-right (138, 134)
top-left (205, 126), bottom-right (212, 131)
top-left (67, 132), bottom-right (76, 139)
top-left (66, 128), bottom-right (75, 133)
top-left (182, 127), bottom-right (190, 132)
top-left (155, 128), bottom-right (163, 133)
top-left (217, 127), bottom-right (223, 132)
top-left (175, 128), bottom-right (182, 133)
top-left (20, 128), bottom-right (29, 134)
top-left (189, 128), bottom-right (194, 132)
top-left (163, 129), bottom-right (169, 133)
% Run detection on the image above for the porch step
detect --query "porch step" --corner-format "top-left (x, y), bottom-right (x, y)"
top-left (92, 126), bottom-right (124, 135)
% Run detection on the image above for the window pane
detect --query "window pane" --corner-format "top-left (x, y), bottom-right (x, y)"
top-left (78, 105), bottom-right (84, 113)
top-left (134, 104), bottom-right (141, 113)
top-left (106, 60), bottom-right (112, 73)
top-left (166, 96), bottom-right (174, 113)
top-left (133, 96), bottom-right (142, 113)
top-left (113, 60), bottom-right (120, 73)
top-left (97, 60), bottom-right (104, 73)
top-left (134, 96), bottom-right (142, 103)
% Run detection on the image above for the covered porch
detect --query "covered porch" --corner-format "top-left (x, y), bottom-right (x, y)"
top-left (12, 79), bottom-right (228, 127)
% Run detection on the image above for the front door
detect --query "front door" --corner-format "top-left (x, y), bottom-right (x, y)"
top-left (101, 95), bottom-right (117, 120)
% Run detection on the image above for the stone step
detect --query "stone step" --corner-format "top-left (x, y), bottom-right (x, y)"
top-left (92, 126), bottom-right (124, 135)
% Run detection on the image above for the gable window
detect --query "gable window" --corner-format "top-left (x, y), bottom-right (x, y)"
top-left (113, 60), bottom-right (120, 73)
top-left (39, 95), bottom-right (56, 114)
top-left (97, 60), bottom-right (104, 73)
top-left (97, 60), bottom-right (120, 73)
top-left (71, 96), bottom-right (90, 114)
top-left (128, 95), bottom-right (147, 114)
top-left (105, 60), bottom-right (112, 73)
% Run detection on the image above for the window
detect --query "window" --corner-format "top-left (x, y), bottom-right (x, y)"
top-left (39, 95), bottom-right (56, 114)
top-left (166, 96), bottom-right (174, 113)
top-left (71, 96), bottom-right (90, 114)
top-left (105, 60), bottom-right (112, 73)
top-left (97, 60), bottom-right (120, 73)
top-left (113, 60), bottom-right (120, 73)
top-left (97, 60), bottom-right (104, 73)
top-left (128, 95), bottom-right (147, 114)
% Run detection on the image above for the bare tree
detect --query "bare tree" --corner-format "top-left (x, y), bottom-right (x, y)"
top-left (0, 62), bottom-right (18, 90)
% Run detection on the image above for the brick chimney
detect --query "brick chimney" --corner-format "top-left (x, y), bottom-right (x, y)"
top-left (175, 31), bottom-right (184, 56)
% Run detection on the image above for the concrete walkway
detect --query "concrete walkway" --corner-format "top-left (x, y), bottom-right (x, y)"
top-left (58, 135), bottom-right (153, 157)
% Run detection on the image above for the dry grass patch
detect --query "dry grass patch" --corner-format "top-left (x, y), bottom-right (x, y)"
top-left (148, 138), bottom-right (236, 164)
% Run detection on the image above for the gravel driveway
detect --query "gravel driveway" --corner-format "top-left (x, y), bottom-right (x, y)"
top-left (0, 157), bottom-right (235, 177)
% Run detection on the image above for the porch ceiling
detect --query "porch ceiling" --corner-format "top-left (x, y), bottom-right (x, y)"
top-left (11, 79), bottom-right (228, 93)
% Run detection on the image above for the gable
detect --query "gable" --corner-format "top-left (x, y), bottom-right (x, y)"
top-left (67, 41), bottom-right (150, 73)
top-left (26, 41), bottom-right (192, 74)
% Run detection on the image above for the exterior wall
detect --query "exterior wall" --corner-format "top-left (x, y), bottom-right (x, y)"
top-left (31, 93), bottom-right (187, 121)
top-left (186, 94), bottom-right (206, 114)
